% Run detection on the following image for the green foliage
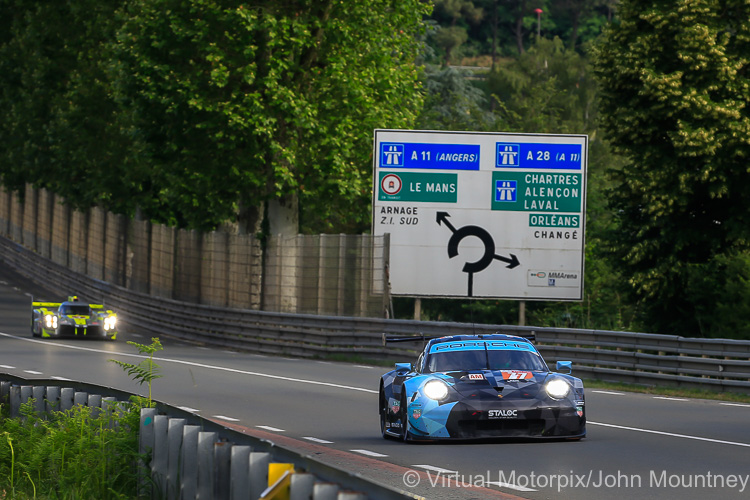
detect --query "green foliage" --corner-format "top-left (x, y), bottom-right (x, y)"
top-left (416, 65), bottom-right (495, 131)
top-left (0, 398), bottom-right (143, 499)
top-left (488, 36), bottom-right (598, 134)
top-left (109, 337), bottom-right (163, 404)
top-left (0, 0), bottom-right (431, 233)
top-left (109, 0), bottom-right (432, 232)
top-left (592, 0), bottom-right (750, 335)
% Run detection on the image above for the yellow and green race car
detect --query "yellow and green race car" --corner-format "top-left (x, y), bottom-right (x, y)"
top-left (31, 296), bottom-right (117, 340)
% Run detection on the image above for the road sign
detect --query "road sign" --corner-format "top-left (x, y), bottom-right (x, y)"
top-left (372, 129), bottom-right (588, 300)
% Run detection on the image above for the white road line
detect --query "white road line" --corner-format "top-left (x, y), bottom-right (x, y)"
top-left (50, 376), bottom-right (71, 381)
top-left (350, 449), bottom-right (387, 457)
top-left (257, 425), bottom-right (285, 432)
top-left (302, 437), bottom-right (334, 444)
top-left (412, 465), bottom-right (459, 474)
top-left (486, 481), bottom-right (538, 492)
top-left (213, 415), bottom-right (240, 422)
top-left (591, 390), bottom-right (625, 395)
top-left (0, 332), bottom-right (378, 394)
top-left (589, 421), bottom-right (750, 447)
top-left (720, 402), bottom-right (750, 408)
top-left (653, 396), bottom-right (689, 401)
top-left (0, 365), bottom-right (16, 369)
top-left (177, 406), bottom-right (201, 412)
top-left (354, 365), bottom-right (374, 369)
top-left (24, 370), bottom-right (43, 375)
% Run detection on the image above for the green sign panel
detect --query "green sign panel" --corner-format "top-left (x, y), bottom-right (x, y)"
top-left (378, 172), bottom-right (457, 203)
top-left (491, 171), bottom-right (582, 213)
top-left (529, 213), bottom-right (580, 228)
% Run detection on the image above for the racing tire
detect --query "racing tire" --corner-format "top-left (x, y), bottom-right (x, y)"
top-left (379, 386), bottom-right (396, 440)
top-left (400, 392), bottom-right (415, 442)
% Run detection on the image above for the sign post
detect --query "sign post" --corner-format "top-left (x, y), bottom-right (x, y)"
top-left (372, 129), bottom-right (588, 301)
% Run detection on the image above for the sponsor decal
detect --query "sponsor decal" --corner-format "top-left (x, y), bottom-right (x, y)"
top-left (488, 409), bottom-right (517, 419)
top-left (501, 370), bottom-right (533, 381)
top-left (429, 341), bottom-right (536, 354)
top-left (576, 406), bottom-right (584, 418)
top-left (468, 373), bottom-right (484, 380)
top-left (412, 408), bottom-right (422, 419)
top-left (389, 398), bottom-right (400, 414)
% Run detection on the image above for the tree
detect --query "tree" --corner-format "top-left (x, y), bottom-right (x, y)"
top-left (592, 0), bottom-right (750, 336)
top-left (416, 65), bottom-right (494, 130)
top-left (488, 37), bottom-right (597, 134)
top-left (431, 0), bottom-right (483, 65)
top-left (111, 0), bottom-right (431, 234)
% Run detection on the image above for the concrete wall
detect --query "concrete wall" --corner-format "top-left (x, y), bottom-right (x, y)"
top-left (0, 185), bottom-right (388, 317)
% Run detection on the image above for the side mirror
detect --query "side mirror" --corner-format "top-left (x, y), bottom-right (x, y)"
top-left (556, 361), bottom-right (572, 374)
top-left (395, 362), bottom-right (412, 372)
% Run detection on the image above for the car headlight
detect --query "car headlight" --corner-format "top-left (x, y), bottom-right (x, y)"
top-left (44, 314), bottom-right (58, 328)
top-left (545, 378), bottom-right (570, 400)
top-left (104, 316), bottom-right (117, 331)
top-left (423, 380), bottom-right (449, 400)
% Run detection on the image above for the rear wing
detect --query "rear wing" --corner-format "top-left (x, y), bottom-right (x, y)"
top-left (32, 301), bottom-right (61, 310)
top-left (32, 301), bottom-right (114, 314)
top-left (382, 331), bottom-right (535, 346)
top-left (382, 334), bottom-right (442, 346)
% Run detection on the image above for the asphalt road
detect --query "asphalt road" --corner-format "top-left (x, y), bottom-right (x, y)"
top-left (1, 260), bottom-right (750, 499)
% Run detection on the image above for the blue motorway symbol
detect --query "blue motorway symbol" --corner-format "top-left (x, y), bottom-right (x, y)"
top-left (379, 142), bottom-right (480, 170)
top-left (495, 180), bottom-right (517, 202)
top-left (496, 142), bottom-right (582, 170)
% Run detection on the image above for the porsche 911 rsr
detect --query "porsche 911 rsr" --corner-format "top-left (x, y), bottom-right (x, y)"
top-left (379, 334), bottom-right (585, 441)
top-left (31, 296), bottom-right (117, 340)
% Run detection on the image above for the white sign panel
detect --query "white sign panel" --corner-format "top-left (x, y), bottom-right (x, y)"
top-left (372, 129), bottom-right (588, 300)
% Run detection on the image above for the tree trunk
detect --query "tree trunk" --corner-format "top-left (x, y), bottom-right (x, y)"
top-left (514, 0), bottom-right (527, 55)
top-left (267, 191), bottom-right (299, 236)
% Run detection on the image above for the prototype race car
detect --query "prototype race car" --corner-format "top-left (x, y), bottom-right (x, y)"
top-left (379, 333), bottom-right (585, 441)
top-left (31, 296), bottom-right (118, 340)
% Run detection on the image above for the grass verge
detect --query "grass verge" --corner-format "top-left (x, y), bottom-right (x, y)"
top-left (583, 379), bottom-right (750, 403)
top-left (0, 396), bottom-right (148, 499)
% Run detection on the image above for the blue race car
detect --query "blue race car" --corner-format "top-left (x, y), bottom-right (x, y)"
top-left (379, 333), bottom-right (585, 441)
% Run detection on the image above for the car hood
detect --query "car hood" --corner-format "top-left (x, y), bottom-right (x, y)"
top-left (443, 370), bottom-right (550, 399)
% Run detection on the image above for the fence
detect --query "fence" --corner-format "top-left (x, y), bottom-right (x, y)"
top-left (0, 374), bottom-right (415, 500)
top-left (2, 234), bottom-right (750, 394)
top-left (0, 184), bottom-right (388, 317)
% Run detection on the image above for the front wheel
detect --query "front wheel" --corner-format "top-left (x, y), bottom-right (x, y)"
top-left (379, 386), bottom-right (391, 439)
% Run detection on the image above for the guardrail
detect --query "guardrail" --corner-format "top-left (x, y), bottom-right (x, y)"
top-left (2, 235), bottom-right (750, 394)
top-left (0, 374), bottom-right (417, 500)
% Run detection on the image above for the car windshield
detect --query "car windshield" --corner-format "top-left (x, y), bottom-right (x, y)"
top-left (426, 348), bottom-right (546, 373)
top-left (59, 304), bottom-right (91, 316)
